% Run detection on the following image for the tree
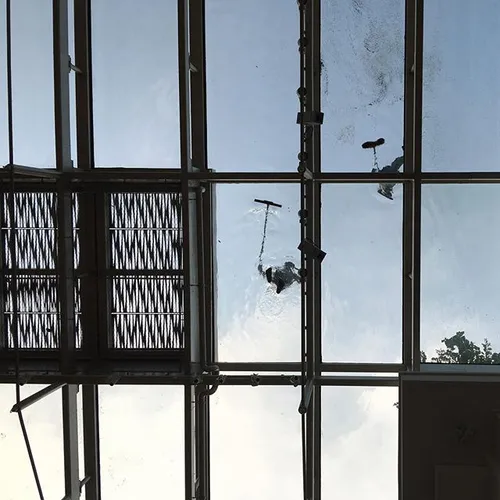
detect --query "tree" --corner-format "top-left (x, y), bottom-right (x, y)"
top-left (421, 331), bottom-right (500, 364)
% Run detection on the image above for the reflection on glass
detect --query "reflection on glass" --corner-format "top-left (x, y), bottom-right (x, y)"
top-left (211, 386), bottom-right (302, 500)
top-left (422, 185), bottom-right (500, 364)
top-left (217, 184), bottom-right (301, 362)
top-left (100, 386), bottom-right (184, 499)
top-left (206, 1), bottom-right (298, 172)
top-left (11, 0), bottom-right (55, 168)
top-left (423, 1), bottom-right (500, 172)
top-left (0, 385), bottom-right (63, 499)
top-left (322, 387), bottom-right (398, 499)
top-left (322, 0), bottom-right (404, 172)
top-left (322, 185), bottom-right (402, 363)
top-left (92, 0), bottom-right (179, 168)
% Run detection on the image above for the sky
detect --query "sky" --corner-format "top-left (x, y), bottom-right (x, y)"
top-left (1, 0), bottom-right (500, 498)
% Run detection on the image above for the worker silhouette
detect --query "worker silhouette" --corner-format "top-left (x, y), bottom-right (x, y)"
top-left (372, 150), bottom-right (404, 200)
top-left (258, 261), bottom-right (301, 294)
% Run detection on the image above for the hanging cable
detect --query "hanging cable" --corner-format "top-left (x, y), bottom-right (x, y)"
top-left (6, 1), bottom-right (44, 498)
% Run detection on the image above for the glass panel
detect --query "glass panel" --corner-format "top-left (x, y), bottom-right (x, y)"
top-left (206, 1), bottom-right (298, 172)
top-left (322, 1), bottom-right (404, 172)
top-left (11, 0), bottom-right (55, 168)
top-left (0, 384), bottom-right (64, 499)
top-left (217, 184), bottom-right (301, 362)
top-left (322, 184), bottom-right (402, 362)
top-left (100, 386), bottom-right (184, 499)
top-left (211, 386), bottom-right (302, 500)
top-left (0, 4), bottom-right (7, 166)
top-left (92, 0), bottom-right (179, 168)
top-left (422, 185), bottom-right (500, 364)
top-left (423, 1), bottom-right (500, 172)
top-left (322, 386), bottom-right (398, 499)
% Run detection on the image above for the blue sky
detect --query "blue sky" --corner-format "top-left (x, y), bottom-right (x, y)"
top-left (1, 0), bottom-right (499, 498)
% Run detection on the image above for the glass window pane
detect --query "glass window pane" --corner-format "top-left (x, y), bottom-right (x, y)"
top-left (322, 387), bottom-right (398, 499)
top-left (422, 185), bottom-right (500, 364)
top-left (100, 386), bottom-right (184, 499)
top-left (206, 1), bottom-right (298, 172)
top-left (423, 1), bottom-right (500, 172)
top-left (92, 0), bottom-right (179, 168)
top-left (0, 4), bottom-right (8, 166)
top-left (217, 184), bottom-right (301, 362)
top-left (322, 1), bottom-right (404, 172)
top-left (211, 386), bottom-right (302, 500)
top-left (12, 0), bottom-right (55, 168)
top-left (0, 385), bottom-right (64, 499)
top-left (322, 184), bottom-right (402, 362)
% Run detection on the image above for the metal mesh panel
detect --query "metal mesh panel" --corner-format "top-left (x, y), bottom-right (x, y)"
top-left (2, 192), bottom-right (57, 269)
top-left (109, 192), bottom-right (183, 270)
top-left (111, 277), bottom-right (183, 349)
top-left (1, 192), bottom-right (82, 349)
top-left (109, 192), bottom-right (184, 349)
top-left (4, 276), bottom-right (59, 348)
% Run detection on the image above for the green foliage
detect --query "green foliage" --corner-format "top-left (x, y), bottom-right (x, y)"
top-left (422, 331), bottom-right (500, 364)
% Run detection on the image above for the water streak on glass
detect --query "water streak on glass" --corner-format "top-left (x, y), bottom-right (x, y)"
top-left (423, 0), bottom-right (500, 172)
top-left (99, 386), bottom-right (184, 499)
top-left (422, 185), bottom-right (500, 364)
top-left (322, 184), bottom-right (402, 363)
top-left (322, 387), bottom-right (398, 499)
top-left (217, 184), bottom-right (301, 362)
top-left (211, 387), bottom-right (302, 500)
top-left (92, 0), bottom-right (179, 168)
top-left (11, 0), bottom-right (55, 168)
top-left (206, 0), bottom-right (299, 172)
top-left (322, 0), bottom-right (404, 172)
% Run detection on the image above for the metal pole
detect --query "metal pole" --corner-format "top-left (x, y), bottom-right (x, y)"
top-left (62, 385), bottom-right (80, 499)
top-left (402, 0), bottom-right (417, 371)
top-left (82, 385), bottom-right (102, 500)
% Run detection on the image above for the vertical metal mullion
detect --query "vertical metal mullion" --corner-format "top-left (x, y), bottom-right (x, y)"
top-left (54, 0), bottom-right (76, 366)
top-left (82, 385), bottom-right (101, 500)
top-left (54, 2), bottom-right (80, 498)
top-left (62, 384), bottom-right (80, 499)
top-left (412, 0), bottom-right (424, 371)
top-left (304, 1), bottom-right (322, 499)
top-left (178, 1), bottom-right (199, 500)
top-left (95, 193), bottom-right (111, 352)
top-left (74, 0), bottom-right (94, 169)
top-left (402, 0), bottom-right (417, 371)
top-left (74, 0), bottom-right (100, 364)
top-left (0, 193), bottom-right (6, 350)
top-left (189, 4), bottom-right (212, 498)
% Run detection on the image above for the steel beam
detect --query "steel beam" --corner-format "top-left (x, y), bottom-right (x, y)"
top-left (53, 0), bottom-right (76, 374)
top-left (0, 372), bottom-right (399, 386)
top-left (74, 0), bottom-right (94, 169)
top-left (4, 169), bottom-right (500, 184)
top-left (412, 0), bottom-right (424, 371)
top-left (11, 383), bottom-right (66, 413)
top-left (402, 0), bottom-right (417, 371)
top-left (82, 385), bottom-right (101, 500)
top-left (62, 384), bottom-right (80, 500)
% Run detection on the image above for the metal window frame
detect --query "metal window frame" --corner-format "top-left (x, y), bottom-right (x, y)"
top-left (3, 0), bottom-right (486, 499)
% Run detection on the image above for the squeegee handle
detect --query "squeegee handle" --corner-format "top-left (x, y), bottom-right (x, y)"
top-left (254, 198), bottom-right (283, 208)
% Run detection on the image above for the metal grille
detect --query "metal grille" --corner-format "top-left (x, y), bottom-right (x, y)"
top-left (109, 192), bottom-right (184, 349)
top-left (1, 192), bottom-right (82, 349)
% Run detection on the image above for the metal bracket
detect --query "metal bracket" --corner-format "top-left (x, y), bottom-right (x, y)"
top-left (296, 111), bottom-right (324, 126)
top-left (68, 56), bottom-right (82, 74)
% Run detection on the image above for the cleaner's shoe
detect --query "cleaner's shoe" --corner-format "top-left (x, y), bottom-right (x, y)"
top-left (265, 267), bottom-right (273, 283)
